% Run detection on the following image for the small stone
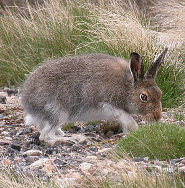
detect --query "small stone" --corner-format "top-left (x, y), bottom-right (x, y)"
top-left (3, 87), bottom-right (18, 96)
top-left (11, 143), bottom-right (21, 151)
top-left (79, 162), bottom-right (93, 172)
top-left (16, 127), bottom-right (33, 136)
top-left (69, 126), bottom-right (81, 133)
top-left (88, 146), bottom-right (98, 152)
top-left (170, 158), bottom-right (183, 165)
top-left (23, 149), bottom-right (42, 157)
top-left (178, 166), bottom-right (185, 174)
top-left (0, 121), bottom-right (5, 126)
top-left (106, 131), bottom-right (114, 137)
top-left (0, 139), bottom-right (11, 145)
top-left (2, 131), bottom-right (9, 136)
top-left (181, 159), bottom-right (185, 165)
top-left (143, 157), bottom-right (149, 162)
top-left (1, 158), bottom-right (11, 166)
top-left (28, 158), bottom-right (51, 168)
top-left (98, 148), bottom-right (111, 153)
top-left (25, 156), bottom-right (38, 164)
top-left (133, 157), bottom-right (144, 162)
top-left (71, 145), bottom-right (81, 152)
top-left (0, 95), bottom-right (6, 104)
top-left (84, 125), bottom-right (95, 132)
top-left (5, 137), bottom-right (12, 141)
top-left (85, 156), bottom-right (98, 162)
top-left (102, 168), bottom-right (109, 176)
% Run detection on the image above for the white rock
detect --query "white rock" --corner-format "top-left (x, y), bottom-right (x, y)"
top-left (98, 148), bottom-right (111, 153)
top-left (24, 149), bottom-right (42, 156)
top-left (2, 131), bottom-right (9, 136)
top-left (85, 156), bottom-right (98, 162)
top-left (79, 162), bottom-right (93, 172)
top-left (27, 158), bottom-right (51, 168)
top-left (5, 137), bottom-right (12, 141)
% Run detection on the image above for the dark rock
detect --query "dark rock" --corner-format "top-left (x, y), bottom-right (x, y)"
top-left (133, 157), bottom-right (145, 162)
top-left (88, 146), bottom-right (98, 152)
top-left (11, 143), bottom-right (21, 151)
top-left (25, 156), bottom-right (39, 164)
top-left (83, 125), bottom-right (96, 132)
top-left (54, 159), bottom-right (67, 166)
top-left (0, 95), bottom-right (6, 104)
top-left (0, 139), bottom-right (11, 145)
top-left (106, 131), bottom-right (114, 138)
top-left (170, 158), bottom-right (183, 166)
top-left (16, 127), bottom-right (33, 135)
top-left (3, 87), bottom-right (18, 96)
top-left (69, 126), bottom-right (81, 133)
top-left (71, 145), bottom-right (81, 152)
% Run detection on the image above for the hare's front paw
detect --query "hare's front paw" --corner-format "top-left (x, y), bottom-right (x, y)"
top-left (118, 112), bottom-right (138, 132)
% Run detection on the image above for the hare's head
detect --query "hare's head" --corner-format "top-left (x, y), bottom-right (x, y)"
top-left (126, 48), bottom-right (168, 122)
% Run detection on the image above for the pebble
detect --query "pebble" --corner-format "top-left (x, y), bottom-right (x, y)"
top-left (1, 158), bottom-right (12, 166)
top-left (181, 159), bottom-right (185, 165)
top-left (27, 158), bottom-right (52, 168)
top-left (85, 156), bottom-right (98, 162)
top-left (79, 162), bottom-right (93, 172)
top-left (0, 95), bottom-right (6, 104)
top-left (23, 149), bottom-right (42, 156)
top-left (178, 166), bottom-right (185, 174)
top-left (0, 139), bottom-right (11, 145)
top-left (2, 131), bottom-right (9, 136)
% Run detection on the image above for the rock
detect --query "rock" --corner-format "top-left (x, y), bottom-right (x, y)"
top-left (106, 130), bottom-right (114, 137)
top-left (27, 158), bottom-right (52, 168)
top-left (83, 125), bottom-right (95, 132)
top-left (133, 157), bottom-right (145, 162)
top-left (143, 157), bottom-right (149, 162)
top-left (25, 156), bottom-right (38, 164)
top-left (181, 159), bottom-right (185, 165)
top-left (23, 149), bottom-right (42, 157)
top-left (16, 127), bottom-right (33, 136)
top-left (98, 148), bottom-right (111, 153)
top-left (88, 146), bottom-right (98, 152)
top-left (79, 162), bottom-right (93, 172)
top-left (1, 158), bottom-right (12, 166)
top-left (1, 131), bottom-right (9, 136)
top-left (170, 158), bottom-right (183, 166)
top-left (85, 156), bottom-right (98, 162)
top-left (0, 95), bottom-right (6, 104)
top-left (11, 142), bottom-right (21, 151)
top-left (0, 121), bottom-right (5, 126)
top-left (0, 139), bottom-right (11, 145)
top-left (71, 145), bottom-right (81, 152)
top-left (178, 166), bottom-right (185, 174)
top-left (69, 126), bottom-right (81, 133)
top-left (5, 137), bottom-right (12, 141)
top-left (3, 87), bottom-right (18, 96)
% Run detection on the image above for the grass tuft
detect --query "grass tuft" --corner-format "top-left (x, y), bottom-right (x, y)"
top-left (118, 123), bottom-right (185, 161)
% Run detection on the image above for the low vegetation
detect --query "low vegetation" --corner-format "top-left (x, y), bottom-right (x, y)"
top-left (118, 123), bottom-right (185, 160)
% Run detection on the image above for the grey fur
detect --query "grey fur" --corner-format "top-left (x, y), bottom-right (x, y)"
top-left (22, 50), bottom-right (167, 145)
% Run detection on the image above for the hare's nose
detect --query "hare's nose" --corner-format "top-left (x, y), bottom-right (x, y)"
top-left (153, 112), bottom-right (162, 121)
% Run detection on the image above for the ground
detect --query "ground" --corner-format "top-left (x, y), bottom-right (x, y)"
top-left (0, 88), bottom-right (184, 186)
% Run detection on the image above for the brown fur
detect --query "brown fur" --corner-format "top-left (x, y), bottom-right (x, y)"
top-left (22, 50), bottom-right (167, 145)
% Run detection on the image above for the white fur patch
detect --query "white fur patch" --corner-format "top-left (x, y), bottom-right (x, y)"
top-left (24, 114), bottom-right (35, 126)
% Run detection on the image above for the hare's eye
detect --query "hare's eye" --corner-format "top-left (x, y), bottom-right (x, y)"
top-left (140, 93), bottom-right (148, 102)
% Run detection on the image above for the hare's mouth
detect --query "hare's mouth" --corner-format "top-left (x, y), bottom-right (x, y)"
top-left (143, 111), bottom-right (162, 122)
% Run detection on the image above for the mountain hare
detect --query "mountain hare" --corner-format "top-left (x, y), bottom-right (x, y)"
top-left (22, 48), bottom-right (168, 145)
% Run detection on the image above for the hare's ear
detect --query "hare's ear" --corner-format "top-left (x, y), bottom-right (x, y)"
top-left (130, 52), bottom-right (144, 82)
top-left (145, 47), bottom-right (168, 79)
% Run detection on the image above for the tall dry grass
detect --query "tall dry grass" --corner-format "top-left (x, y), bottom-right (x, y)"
top-left (0, 0), bottom-right (184, 106)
